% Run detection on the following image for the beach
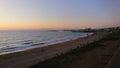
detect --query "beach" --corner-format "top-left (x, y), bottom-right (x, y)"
top-left (0, 32), bottom-right (105, 68)
top-left (29, 31), bottom-right (120, 68)
top-left (0, 0), bottom-right (119, 68)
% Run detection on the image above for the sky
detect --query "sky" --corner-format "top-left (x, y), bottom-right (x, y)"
top-left (0, 0), bottom-right (120, 30)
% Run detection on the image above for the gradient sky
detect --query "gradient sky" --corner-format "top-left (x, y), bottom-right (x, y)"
top-left (0, 0), bottom-right (120, 30)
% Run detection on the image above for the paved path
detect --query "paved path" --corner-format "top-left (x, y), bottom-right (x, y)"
top-left (107, 47), bottom-right (120, 68)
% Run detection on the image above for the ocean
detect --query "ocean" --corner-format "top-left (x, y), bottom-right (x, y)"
top-left (0, 30), bottom-right (92, 55)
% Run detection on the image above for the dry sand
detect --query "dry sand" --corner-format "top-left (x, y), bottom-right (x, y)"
top-left (0, 32), bottom-right (105, 68)
top-left (29, 32), bottom-right (120, 68)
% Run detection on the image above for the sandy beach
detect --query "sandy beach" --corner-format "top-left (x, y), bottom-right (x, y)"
top-left (0, 32), bottom-right (105, 68)
top-left (0, 0), bottom-right (119, 68)
top-left (29, 31), bottom-right (120, 68)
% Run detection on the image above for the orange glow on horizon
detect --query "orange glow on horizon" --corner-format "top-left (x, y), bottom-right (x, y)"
top-left (0, 18), bottom-right (119, 30)
top-left (0, 0), bottom-right (120, 30)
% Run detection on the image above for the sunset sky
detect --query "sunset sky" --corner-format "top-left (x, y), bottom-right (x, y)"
top-left (0, 0), bottom-right (120, 30)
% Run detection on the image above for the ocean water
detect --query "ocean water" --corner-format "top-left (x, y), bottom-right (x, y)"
top-left (0, 30), bottom-right (92, 55)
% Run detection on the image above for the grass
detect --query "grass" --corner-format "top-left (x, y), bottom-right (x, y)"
top-left (29, 31), bottom-right (120, 68)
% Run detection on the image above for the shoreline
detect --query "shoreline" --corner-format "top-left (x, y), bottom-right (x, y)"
top-left (29, 31), bottom-right (120, 68)
top-left (0, 33), bottom-right (93, 56)
top-left (0, 32), bottom-right (105, 68)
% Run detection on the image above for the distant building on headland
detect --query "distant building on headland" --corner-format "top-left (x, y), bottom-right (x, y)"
top-left (64, 27), bottom-right (120, 33)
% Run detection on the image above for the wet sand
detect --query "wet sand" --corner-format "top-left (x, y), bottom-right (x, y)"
top-left (0, 32), bottom-right (104, 68)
